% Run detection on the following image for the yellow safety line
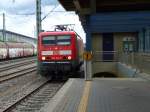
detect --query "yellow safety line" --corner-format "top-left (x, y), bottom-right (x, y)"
top-left (77, 81), bottom-right (92, 112)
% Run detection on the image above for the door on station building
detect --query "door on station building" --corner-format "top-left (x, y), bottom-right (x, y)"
top-left (102, 33), bottom-right (114, 61)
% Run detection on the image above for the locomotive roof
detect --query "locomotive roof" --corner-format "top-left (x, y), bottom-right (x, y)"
top-left (40, 31), bottom-right (75, 35)
top-left (39, 31), bottom-right (82, 39)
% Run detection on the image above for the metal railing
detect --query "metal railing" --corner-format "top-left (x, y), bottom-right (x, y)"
top-left (119, 52), bottom-right (150, 74)
top-left (92, 51), bottom-right (118, 62)
top-left (92, 51), bottom-right (150, 74)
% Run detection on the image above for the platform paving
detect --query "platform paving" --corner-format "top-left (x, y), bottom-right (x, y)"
top-left (87, 78), bottom-right (150, 112)
top-left (41, 78), bottom-right (150, 112)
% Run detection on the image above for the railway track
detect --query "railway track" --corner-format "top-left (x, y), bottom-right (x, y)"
top-left (0, 66), bottom-right (37, 83)
top-left (0, 56), bottom-right (37, 83)
top-left (0, 58), bottom-right (36, 72)
top-left (1, 80), bottom-right (64, 112)
top-left (0, 56), bottom-right (64, 112)
top-left (0, 56), bottom-right (36, 65)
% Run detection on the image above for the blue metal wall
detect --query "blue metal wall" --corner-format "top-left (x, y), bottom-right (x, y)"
top-left (90, 11), bottom-right (150, 33)
top-left (84, 11), bottom-right (150, 51)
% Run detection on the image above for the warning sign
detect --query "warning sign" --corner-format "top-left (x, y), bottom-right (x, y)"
top-left (83, 52), bottom-right (92, 60)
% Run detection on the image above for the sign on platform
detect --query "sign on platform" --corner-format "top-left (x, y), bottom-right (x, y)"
top-left (83, 52), bottom-right (92, 60)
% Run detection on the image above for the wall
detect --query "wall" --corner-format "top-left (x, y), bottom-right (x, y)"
top-left (90, 11), bottom-right (150, 33)
top-left (92, 62), bottom-right (117, 76)
top-left (92, 33), bottom-right (102, 52)
top-left (114, 32), bottom-right (137, 54)
top-left (92, 32), bottom-right (137, 54)
top-left (117, 62), bottom-right (138, 77)
top-left (91, 32), bottom-right (138, 76)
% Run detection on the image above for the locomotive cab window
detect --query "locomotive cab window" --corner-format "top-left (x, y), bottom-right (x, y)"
top-left (42, 35), bottom-right (71, 45)
top-left (42, 36), bottom-right (55, 45)
top-left (57, 35), bottom-right (71, 45)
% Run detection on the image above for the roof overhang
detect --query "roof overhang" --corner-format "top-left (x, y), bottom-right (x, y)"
top-left (59, 0), bottom-right (150, 14)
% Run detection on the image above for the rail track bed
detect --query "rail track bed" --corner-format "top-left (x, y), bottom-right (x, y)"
top-left (0, 74), bottom-right (48, 112)
top-left (0, 57), bottom-right (37, 83)
top-left (0, 56), bottom-right (36, 65)
top-left (11, 82), bottom-right (63, 112)
top-left (0, 56), bottom-right (65, 112)
top-left (1, 79), bottom-right (64, 112)
top-left (0, 63), bottom-right (37, 83)
top-left (0, 58), bottom-right (36, 72)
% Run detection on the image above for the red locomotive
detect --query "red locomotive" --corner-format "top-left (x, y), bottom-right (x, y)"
top-left (37, 30), bottom-right (84, 78)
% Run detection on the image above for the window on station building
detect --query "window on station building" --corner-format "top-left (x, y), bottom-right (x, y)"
top-left (123, 37), bottom-right (136, 52)
top-left (139, 27), bottom-right (150, 53)
top-left (138, 29), bottom-right (145, 52)
top-left (144, 27), bottom-right (150, 52)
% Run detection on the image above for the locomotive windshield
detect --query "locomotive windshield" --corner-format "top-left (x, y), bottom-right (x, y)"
top-left (42, 36), bottom-right (55, 45)
top-left (42, 35), bottom-right (71, 45)
top-left (57, 35), bottom-right (70, 45)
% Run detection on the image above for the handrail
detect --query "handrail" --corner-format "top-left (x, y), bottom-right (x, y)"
top-left (92, 51), bottom-right (118, 62)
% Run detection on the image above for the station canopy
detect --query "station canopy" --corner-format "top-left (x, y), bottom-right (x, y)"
top-left (59, 0), bottom-right (150, 33)
top-left (59, 0), bottom-right (150, 13)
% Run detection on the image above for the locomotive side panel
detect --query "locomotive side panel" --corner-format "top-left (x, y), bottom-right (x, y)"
top-left (0, 42), bottom-right (7, 59)
top-left (0, 42), bottom-right (35, 60)
top-left (23, 43), bottom-right (35, 56)
top-left (7, 42), bottom-right (23, 58)
top-left (77, 36), bottom-right (84, 63)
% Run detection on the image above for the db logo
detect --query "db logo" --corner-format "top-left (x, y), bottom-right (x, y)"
top-left (53, 51), bottom-right (59, 55)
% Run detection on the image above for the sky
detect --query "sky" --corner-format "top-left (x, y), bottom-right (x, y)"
top-left (0, 0), bottom-right (85, 42)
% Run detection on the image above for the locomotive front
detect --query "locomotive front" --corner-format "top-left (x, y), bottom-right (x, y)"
top-left (38, 31), bottom-right (79, 78)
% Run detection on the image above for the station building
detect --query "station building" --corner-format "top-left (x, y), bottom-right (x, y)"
top-left (59, 0), bottom-right (150, 78)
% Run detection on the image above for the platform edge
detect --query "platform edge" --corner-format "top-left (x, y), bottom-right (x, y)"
top-left (40, 78), bottom-right (75, 112)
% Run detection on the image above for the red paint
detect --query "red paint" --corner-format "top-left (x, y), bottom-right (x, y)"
top-left (38, 31), bottom-right (83, 61)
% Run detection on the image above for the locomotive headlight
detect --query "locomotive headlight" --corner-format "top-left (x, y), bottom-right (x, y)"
top-left (68, 56), bottom-right (72, 60)
top-left (42, 56), bottom-right (46, 60)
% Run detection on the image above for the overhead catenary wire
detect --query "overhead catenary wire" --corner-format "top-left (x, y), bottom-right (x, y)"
top-left (41, 4), bottom-right (59, 21)
top-left (9, 0), bottom-right (74, 17)
top-left (7, 1), bottom-right (81, 32)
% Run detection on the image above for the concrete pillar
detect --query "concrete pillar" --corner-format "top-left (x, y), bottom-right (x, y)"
top-left (84, 15), bottom-right (92, 81)
top-left (84, 60), bottom-right (92, 80)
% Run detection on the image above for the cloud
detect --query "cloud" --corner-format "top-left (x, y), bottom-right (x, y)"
top-left (0, 0), bottom-right (59, 15)
top-left (42, 0), bottom-right (59, 6)
top-left (0, 0), bottom-right (85, 42)
top-left (1, 14), bottom-right (36, 37)
top-left (0, 0), bottom-right (34, 14)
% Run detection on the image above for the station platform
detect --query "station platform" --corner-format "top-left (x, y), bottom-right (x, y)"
top-left (40, 78), bottom-right (150, 112)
